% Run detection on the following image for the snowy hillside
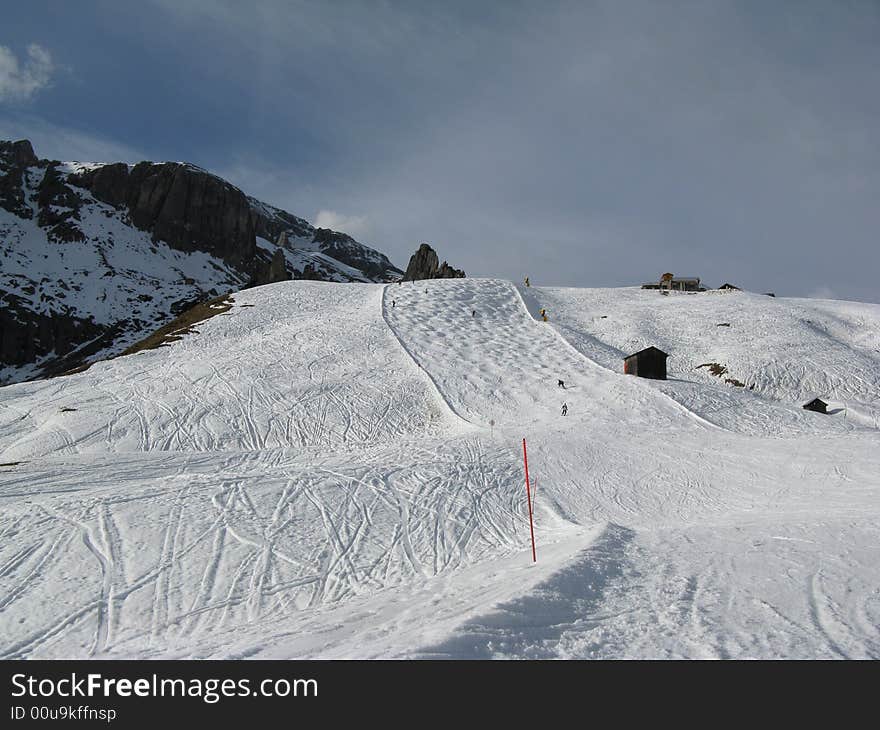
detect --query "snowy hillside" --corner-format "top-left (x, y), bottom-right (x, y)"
top-left (536, 286), bottom-right (880, 430)
top-left (1, 279), bottom-right (878, 659)
top-left (0, 139), bottom-right (402, 386)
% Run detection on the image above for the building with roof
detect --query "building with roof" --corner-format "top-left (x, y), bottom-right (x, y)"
top-left (802, 398), bottom-right (828, 414)
top-left (623, 346), bottom-right (669, 380)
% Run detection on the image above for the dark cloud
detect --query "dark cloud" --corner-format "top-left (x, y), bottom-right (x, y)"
top-left (2, 0), bottom-right (878, 301)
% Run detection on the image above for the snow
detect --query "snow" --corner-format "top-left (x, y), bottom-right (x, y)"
top-left (0, 278), bottom-right (878, 658)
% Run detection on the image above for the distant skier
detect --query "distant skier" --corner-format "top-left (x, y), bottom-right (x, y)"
top-left (392, 300), bottom-right (396, 308)
top-left (524, 276), bottom-right (530, 287)
top-left (561, 402), bottom-right (568, 416)
top-left (472, 309), bottom-right (476, 317)
top-left (557, 379), bottom-right (565, 388)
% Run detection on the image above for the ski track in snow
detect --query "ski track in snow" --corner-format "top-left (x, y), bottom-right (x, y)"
top-left (0, 278), bottom-right (878, 658)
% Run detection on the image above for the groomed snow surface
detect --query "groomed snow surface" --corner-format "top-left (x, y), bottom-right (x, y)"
top-left (1, 279), bottom-right (878, 659)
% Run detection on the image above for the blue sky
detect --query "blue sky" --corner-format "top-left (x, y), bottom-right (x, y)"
top-left (2, 0), bottom-right (879, 301)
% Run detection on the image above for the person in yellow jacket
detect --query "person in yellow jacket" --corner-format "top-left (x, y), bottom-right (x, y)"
top-left (524, 276), bottom-right (530, 287)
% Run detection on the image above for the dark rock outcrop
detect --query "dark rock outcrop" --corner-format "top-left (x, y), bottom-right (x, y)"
top-left (1, 139), bottom-right (38, 168)
top-left (250, 199), bottom-right (313, 243)
top-left (1, 141), bottom-right (87, 243)
top-left (70, 162), bottom-right (130, 208)
top-left (268, 248), bottom-right (289, 282)
top-left (37, 164), bottom-right (86, 242)
top-left (70, 162), bottom-right (258, 270)
top-left (0, 292), bottom-right (106, 371)
top-left (298, 263), bottom-right (323, 281)
top-left (402, 243), bottom-right (465, 281)
top-left (251, 248), bottom-right (291, 286)
top-left (0, 140), bottom-right (39, 219)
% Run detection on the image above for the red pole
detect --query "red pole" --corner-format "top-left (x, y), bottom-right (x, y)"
top-left (522, 438), bottom-right (537, 562)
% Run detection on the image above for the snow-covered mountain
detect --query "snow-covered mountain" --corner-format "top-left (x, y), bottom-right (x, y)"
top-left (1, 279), bottom-right (878, 658)
top-left (0, 139), bottom-right (402, 385)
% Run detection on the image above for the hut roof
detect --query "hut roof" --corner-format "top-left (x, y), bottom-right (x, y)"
top-left (625, 346), bottom-right (669, 360)
top-left (803, 397), bottom-right (828, 409)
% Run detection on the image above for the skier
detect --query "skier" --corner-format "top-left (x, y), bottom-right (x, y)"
top-left (472, 309), bottom-right (476, 317)
top-left (524, 276), bottom-right (530, 287)
top-left (557, 379), bottom-right (565, 388)
top-left (392, 300), bottom-right (396, 308)
top-left (561, 402), bottom-right (568, 416)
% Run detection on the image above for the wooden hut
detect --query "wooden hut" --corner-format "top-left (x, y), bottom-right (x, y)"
top-left (623, 346), bottom-right (669, 380)
top-left (802, 398), bottom-right (828, 414)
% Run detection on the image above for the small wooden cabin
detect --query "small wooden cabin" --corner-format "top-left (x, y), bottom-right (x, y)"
top-left (623, 346), bottom-right (669, 380)
top-left (802, 398), bottom-right (828, 414)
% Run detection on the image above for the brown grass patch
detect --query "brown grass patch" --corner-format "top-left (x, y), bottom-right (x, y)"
top-left (121, 294), bottom-right (234, 356)
top-left (697, 362), bottom-right (749, 388)
top-left (53, 294), bottom-right (237, 379)
top-left (696, 362), bottom-right (728, 377)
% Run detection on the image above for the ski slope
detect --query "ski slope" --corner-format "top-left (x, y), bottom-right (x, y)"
top-left (1, 279), bottom-right (879, 658)
top-left (0, 283), bottom-right (456, 458)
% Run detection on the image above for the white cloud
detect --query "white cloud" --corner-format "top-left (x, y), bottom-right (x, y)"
top-left (0, 44), bottom-right (55, 102)
top-left (314, 209), bottom-right (370, 237)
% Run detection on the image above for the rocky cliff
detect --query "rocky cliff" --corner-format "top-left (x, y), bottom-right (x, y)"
top-left (68, 161), bottom-right (258, 269)
top-left (402, 243), bottom-right (465, 281)
top-left (0, 139), bottom-right (402, 385)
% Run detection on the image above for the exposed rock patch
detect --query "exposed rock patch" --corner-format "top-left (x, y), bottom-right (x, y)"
top-left (402, 243), bottom-right (465, 281)
top-left (0, 140), bottom-right (39, 219)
